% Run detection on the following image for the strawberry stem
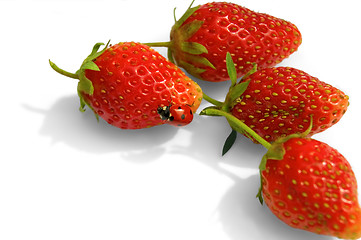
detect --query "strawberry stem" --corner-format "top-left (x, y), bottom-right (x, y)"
top-left (143, 42), bottom-right (172, 48)
top-left (202, 93), bottom-right (224, 107)
top-left (200, 108), bottom-right (272, 150)
top-left (49, 60), bottom-right (79, 79)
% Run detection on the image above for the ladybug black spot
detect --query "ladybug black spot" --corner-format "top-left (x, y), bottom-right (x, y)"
top-left (157, 106), bottom-right (171, 120)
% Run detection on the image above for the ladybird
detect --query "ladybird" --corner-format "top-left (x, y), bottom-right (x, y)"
top-left (157, 104), bottom-right (193, 127)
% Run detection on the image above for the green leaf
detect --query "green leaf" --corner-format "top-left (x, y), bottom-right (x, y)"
top-left (78, 93), bottom-right (87, 113)
top-left (167, 48), bottom-right (175, 64)
top-left (199, 106), bottom-right (222, 116)
top-left (239, 63), bottom-right (257, 83)
top-left (256, 165), bottom-right (265, 205)
top-left (77, 41), bottom-right (110, 96)
top-left (175, 2), bottom-right (200, 28)
top-left (183, 54), bottom-right (215, 69)
top-left (228, 80), bottom-right (250, 104)
top-left (257, 189), bottom-right (264, 205)
top-left (179, 20), bottom-right (204, 40)
top-left (78, 90), bottom-right (99, 121)
top-left (222, 129), bottom-right (237, 156)
top-left (77, 75), bottom-right (94, 95)
top-left (90, 42), bottom-right (105, 56)
top-left (181, 42), bottom-right (208, 55)
top-left (257, 154), bottom-right (269, 205)
top-left (259, 154), bottom-right (269, 172)
top-left (226, 52), bottom-right (237, 86)
top-left (84, 41), bottom-right (110, 63)
top-left (179, 60), bottom-right (206, 74)
top-left (81, 61), bottom-right (100, 71)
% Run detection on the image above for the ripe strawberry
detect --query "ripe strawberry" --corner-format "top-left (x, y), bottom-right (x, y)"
top-left (230, 66), bottom-right (349, 142)
top-left (49, 41), bottom-right (203, 129)
top-left (201, 53), bottom-right (349, 146)
top-left (147, 1), bottom-right (301, 82)
top-left (259, 137), bottom-right (361, 239)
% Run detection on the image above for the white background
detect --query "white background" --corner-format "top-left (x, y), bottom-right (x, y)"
top-left (1, 0), bottom-right (361, 239)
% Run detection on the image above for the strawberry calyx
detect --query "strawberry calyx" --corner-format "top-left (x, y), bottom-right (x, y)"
top-left (202, 53), bottom-right (256, 112)
top-left (256, 118), bottom-right (313, 204)
top-left (144, 0), bottom-right (216, 79)
top-left (200, 52), bottom-right (257, 153)
top-left (169, 0), bottom-right (216, 79)
top-left (49, 40), bottom-right (110, 116)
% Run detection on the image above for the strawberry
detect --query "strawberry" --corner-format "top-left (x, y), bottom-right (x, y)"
top-left (230, 66), bottom-right (349, 142)
top-left (201, 53), bottom-right (349, 144)
top-left (147, 1), bottom-right (301, 82)
top-left (258, 137), bottom-right (361, 239)
top-left (202, 97), bottom-right (360, 238)
top-left (49, 41), bottom-right (203, 129)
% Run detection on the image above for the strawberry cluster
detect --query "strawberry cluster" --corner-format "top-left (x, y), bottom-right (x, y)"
top-left (49, 1), bottom-right (360, 239)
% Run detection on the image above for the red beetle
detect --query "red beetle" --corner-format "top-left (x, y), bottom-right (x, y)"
top-left (157, 104), bottom-right (193, 127)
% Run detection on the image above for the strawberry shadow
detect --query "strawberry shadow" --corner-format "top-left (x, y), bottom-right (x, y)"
top-left (173, 117), bottom-right (331, 240)
top-left (26, 94), bottom-right (178, 162)
top-left (216, 175), bottom-right (331, 240)
top-left (166, 93), bottom-right (331, 240)
top-left (26, 92), bottom-right (333, 240)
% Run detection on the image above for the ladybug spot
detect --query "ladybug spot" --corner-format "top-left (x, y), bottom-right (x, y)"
top-left (181, 114), bottom-right (186, 120)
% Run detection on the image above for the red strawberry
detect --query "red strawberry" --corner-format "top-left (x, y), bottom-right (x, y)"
top-left (201, 53), bottom-right (348, 144)
top-left (148, 1), bottom-right (301, 82)
top-left (49, 41), bottom-right (203, 129)
top-left (259, 137), bottom-right (361, 239)
top-left (202, 91), bottom-right (360, 238)
top-left (230, 66), bottom-right (349, 142)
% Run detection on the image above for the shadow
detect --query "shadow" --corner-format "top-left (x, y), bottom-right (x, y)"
top-left (169, 114), bottom-right (266, 173)
top-left (217, 174), bottom-right (332, 240)
top-left (26, 93), bottom-right (334, 240)
top-left (25, 95), bottom-right (178, 162)
top-left (196, 77), bottom-right (231, 103)
top-left (166, 110), bottom-right (332, 240)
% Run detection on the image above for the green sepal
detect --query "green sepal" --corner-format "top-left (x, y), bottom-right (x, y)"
top-left (81, 61), bottom-right (100, 71)
top-left (76, 73), bottom-right (94, 95)
top-left (78, 90), bottom-right (99, 122)
top-left (76, 41), bottom-right (109, 95)
top-left (167, 48), bottom-right (175, 64)
top-left (263, 142), bottom-right (286, 163)
top-left (222, 129), bottom-right (237, 156)
top-left (257, 143), bottom-right (285, 205)
top-left (228, 81), bottom-right (250, 105)
top-left (179, 60), bottom-right (206, 79)
top-left (256, 117), bottom-right (314, 204)
top-left (174, 0), bottom-right (199, 28)
top-left (239, 63), bottom-right (258, 83)
top-left (199, 106), bottom-right (222, 116)
top-left (257, 189), bottom-right (264, 205)
top-left (256, 157), bottom-right (266, 205)
top-left (78, 92), bottom-right (87, 113)
top-left (221, 54), bottom-right (251, 112)
top-left (181, 42), bottom-right (208, 55)
top-left (50, 40), bottom-right (110, 121)
top-left (179, 20), bottom-right (204, 40)
top-left (183, 54), bottom-right (215, 69)
top-left (226, 52), bottom-right (237, 86)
